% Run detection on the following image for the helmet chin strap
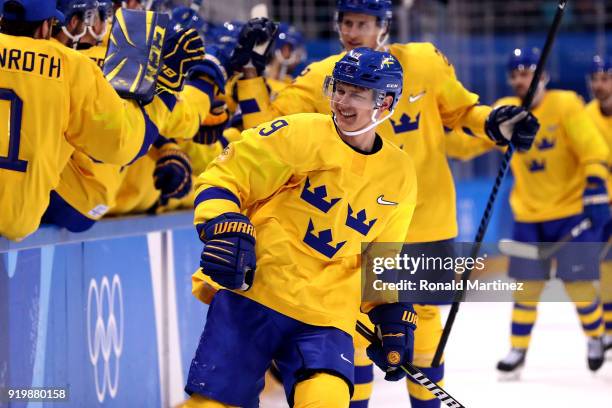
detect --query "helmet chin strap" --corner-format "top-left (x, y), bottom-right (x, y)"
top-left (62, 25), bottom-right (88, 49)
top-left (334, 108), bottom-right (394, 137)
top-left (375, 22), bottom-right (390, 50)
top-left (87, 24), bottom-right (108, 44)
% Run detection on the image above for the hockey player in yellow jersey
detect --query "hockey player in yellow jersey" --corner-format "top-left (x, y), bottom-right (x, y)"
top-left (109, 9), bottom-right (244, 216)
top-left (585, 55), bottom-right (612, 354)
top-left (182, 49), bottom-right (418, 408)
top-left (228, 1), bottom-right (539, 407)
top-left (41, 0), bottom-right (132, 230)
top-left (0, 0), bottom-right (171, 240)
top-left (493, 48), bottom-right (610, 376)
top-left (40, 3), bottom-right (226, 230)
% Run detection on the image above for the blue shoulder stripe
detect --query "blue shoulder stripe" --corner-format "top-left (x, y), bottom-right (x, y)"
top-left (194, 187), bottom-right (241, 208)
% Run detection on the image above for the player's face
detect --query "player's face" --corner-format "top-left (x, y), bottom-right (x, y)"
top-left (508, 69), bottom-right (534, 100)
top-left (331, 81), bottom-right (377, 131)
top-left (338, 12), bottom-right (380, 50)
top-left (589, 72), bottom-right (612, 102)
top-left (280, 44), bottom-right (294, 60)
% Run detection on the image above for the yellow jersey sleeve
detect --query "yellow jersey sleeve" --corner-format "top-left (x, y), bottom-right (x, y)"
top-left (62, 44), bottom-right (158, 166)
top-left (415, 43), bottom-right (491, 134)
top-left (445, 127), bottom-right (497, 160)
top-left (585, 100), bottom-right (612, 194)
top-left (563, 95), bottom-right (609, 180)
top-left (194, 118), bottom-right (306, 224)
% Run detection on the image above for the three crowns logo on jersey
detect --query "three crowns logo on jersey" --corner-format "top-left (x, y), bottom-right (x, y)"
top-left (300, 177), bottom-right (380, 259)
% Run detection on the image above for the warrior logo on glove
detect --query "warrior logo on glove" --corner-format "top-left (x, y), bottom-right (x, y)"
top-left (198, 213), bottom-right (257, 291)
top-left (209, 220), bottom-right (255, 239)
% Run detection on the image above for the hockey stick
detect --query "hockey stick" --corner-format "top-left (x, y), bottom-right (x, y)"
top-left (431, 0), bottom-right (569, 368)
top-left (356, 321), bottom-right (465, 408)
top-left (498, 218), bottom-right (591, 260)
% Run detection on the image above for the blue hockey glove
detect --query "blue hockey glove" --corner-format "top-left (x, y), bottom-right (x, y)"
top-left (197, 213), bottom-right (256, 290)
top-left (583, 176), bottom-right (611, 231)
top-left (153, 138), bottom-right (192, 205)
top-left (366, 303), bottom-right (418, 381)
top-left (229, 17), bottom-right (278, 75)
top-left (193, 100), bottom-right (229, 145)
top-left (158, 27), bottom-right (205, 92)
top-left (485, 105), bottom-right (540, 152)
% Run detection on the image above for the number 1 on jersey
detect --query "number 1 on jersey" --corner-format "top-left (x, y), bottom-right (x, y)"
top-left (0, 88), bottom-right (28, 172)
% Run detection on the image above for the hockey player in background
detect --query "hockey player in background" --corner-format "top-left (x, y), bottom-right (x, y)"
top-left (0, 0), bottom-right (163, 240)
top-left (227, 1), bottom-right (539, 406)
top-left (183, 49), bottom-right (418, 408)
top-left (41, 2), bottom-right (224, 229)
top-left (585, 55), bottom-right (612, 354)
top-left (495, 48), bottom-right (610, 376)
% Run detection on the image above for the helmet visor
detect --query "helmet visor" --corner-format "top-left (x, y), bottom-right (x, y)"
top-left (323, 76), bottom-right (385, 110)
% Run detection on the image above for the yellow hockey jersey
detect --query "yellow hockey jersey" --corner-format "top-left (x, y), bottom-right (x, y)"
top-left (0, 34), bottom-right (159, 240)
top-left (236, 42), bottom-right (491, 242)
top-left (193, 113), bottom-right (417, 335)
top-left (55, 45), bottom-right (212, 220)
top-left (495, 91), bottom-right (609, 222)
top-left (585, 100), bottom-right (612, 195)
top-left (55, 44), bottom-right (125, 220)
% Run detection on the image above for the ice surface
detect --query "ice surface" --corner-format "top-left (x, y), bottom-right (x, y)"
top-left (261, 301), bottom-right (612, 407)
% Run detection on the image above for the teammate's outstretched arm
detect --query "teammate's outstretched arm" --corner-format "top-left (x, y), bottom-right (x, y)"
top-left (230, 18), bottom-right (327, 129)
top-left (429, 45), bottom-right (540, 153)
top-left (65, 49), bottom-right (160, 166)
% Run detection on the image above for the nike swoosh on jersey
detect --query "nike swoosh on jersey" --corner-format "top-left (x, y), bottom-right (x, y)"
top-left (408, 91), bottom-right (426, 103)
top-left (340, 353), bottom-right (352, 364)
top-left (377, 195), bottom-right (398, 206)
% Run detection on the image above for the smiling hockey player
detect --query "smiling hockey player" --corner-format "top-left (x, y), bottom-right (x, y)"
top-left (182, 48), bottom-right (418, 408)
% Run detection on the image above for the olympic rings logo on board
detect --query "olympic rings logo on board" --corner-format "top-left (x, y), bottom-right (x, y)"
top-left (87, 275), bottom-right (124, 403)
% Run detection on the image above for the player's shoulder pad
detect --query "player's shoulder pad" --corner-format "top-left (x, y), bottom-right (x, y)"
top-left (547, 89), bottom-right (585, 110)
top-left (391, 42), bottom-right (452, 67)
top-left (294, 52), bottom-right (344, 80)
top-left (103, 8), bottom-right (169, 102)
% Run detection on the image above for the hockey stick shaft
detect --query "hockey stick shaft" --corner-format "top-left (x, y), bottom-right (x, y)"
top-left (431, 0), bottom-right (568, 368)
top-left (356, 321), bottom-right (465, 408)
